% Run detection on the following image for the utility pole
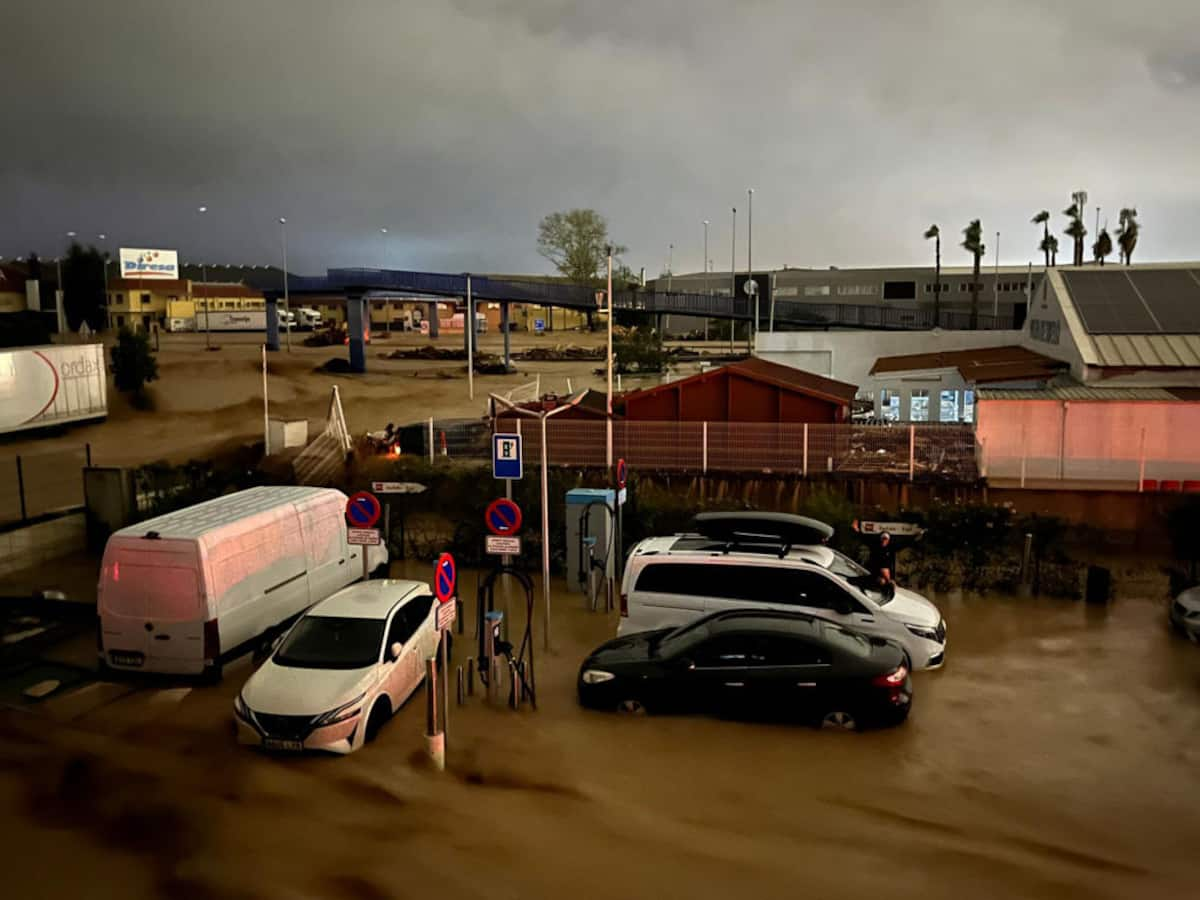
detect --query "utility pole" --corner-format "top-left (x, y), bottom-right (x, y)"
top-left (747, 188), bottom-right (755, 340)
top-left (606, 246), bottom-right (614, 470)
top-left (730, 206), bottom-right (736, 352)
top-left (279, 217), bottom-right (291, 351)
top-left (198, 206), bottom-right (211, 350)
top-left (993, 231), bottom-right (1000, 318)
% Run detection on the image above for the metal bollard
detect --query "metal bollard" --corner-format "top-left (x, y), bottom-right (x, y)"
top-left (456, 665), bottom-right (464, 706)
top-left (466, 657), bottom-right (475, 697)
top-left (513, 661), bottom-right (524, 708)
top-left (508, 661), bottom-right (519, 709)
top-left (456, 598), bottom-right (464, 635)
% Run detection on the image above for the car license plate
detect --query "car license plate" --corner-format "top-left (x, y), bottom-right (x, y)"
top-left (109, 651), bottom-right (145, 667)
top-left (263, 738), bottom-right (303, 752)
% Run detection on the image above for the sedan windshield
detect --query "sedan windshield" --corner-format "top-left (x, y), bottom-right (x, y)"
top-left (274, 616), bottom-right (385, 670)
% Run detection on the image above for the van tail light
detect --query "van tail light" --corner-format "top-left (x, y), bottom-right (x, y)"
top-left (872, 665), bottom-right (908, 688)
top-left (620, 593), bottom-right (628, 617)
top-left (203, 619), bottom-right (221, 662)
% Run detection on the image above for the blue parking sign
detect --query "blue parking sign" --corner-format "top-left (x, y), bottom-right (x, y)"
top-left (533, 318), bottom-right (545, 334)
top-left (493, 433), bottom-right (523, 480)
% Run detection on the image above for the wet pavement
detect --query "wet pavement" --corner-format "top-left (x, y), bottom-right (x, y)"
top-left (1, 566), bottom-right (1198, 900)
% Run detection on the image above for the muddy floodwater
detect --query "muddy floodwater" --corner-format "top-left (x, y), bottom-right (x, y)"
top-left (2, 567), bottom-right (1198, 900)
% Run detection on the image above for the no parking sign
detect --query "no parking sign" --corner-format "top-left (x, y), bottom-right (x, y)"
top-left (435, 552), bottom-right (457, 604)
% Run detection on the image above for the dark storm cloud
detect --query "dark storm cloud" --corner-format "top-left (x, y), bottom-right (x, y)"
top-left (3, 0), bottom-right (1199, 275)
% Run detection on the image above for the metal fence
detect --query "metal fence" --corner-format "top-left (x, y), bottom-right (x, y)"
top-left (0, 446), bottom-right (91, 527)
top-left (472, 419), bottom-right (980, 481)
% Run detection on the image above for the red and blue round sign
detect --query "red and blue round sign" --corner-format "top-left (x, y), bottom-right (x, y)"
top-left (616, 458), bottom-right (627, 489)
top-left (485, 497), bottom-right (523, 536)
top-left (435, 552), bottom-right (456, 604)
top-left (346, 491), bottom-right (381, 528)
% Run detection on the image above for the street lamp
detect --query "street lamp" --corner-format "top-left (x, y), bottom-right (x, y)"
top-left (747, 188), bottom-right (755, 343)
top-left (730, 206), bottom-right (736, 352)
top-left (606, 245), bottom-right (614, 470)
top-left (667, 243), bottom-right (674, 293)
top-left (198, 206), bottom-right (211, 349)
top-left (279, 217), bottom-right (291, 351)
top-left (490, 390), bottom-right (586, 651)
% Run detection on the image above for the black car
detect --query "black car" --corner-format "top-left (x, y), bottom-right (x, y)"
top-left (578, 610), bottom-right (912, 730)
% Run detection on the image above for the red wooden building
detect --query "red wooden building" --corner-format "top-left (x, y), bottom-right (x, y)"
top-left (616, 358), bottom-right (855, 423)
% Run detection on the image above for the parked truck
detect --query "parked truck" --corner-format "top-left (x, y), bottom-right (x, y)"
top-left (294, 307), bottom-right (322, 330)
top-left (0, 343), bottom-right (108, 436)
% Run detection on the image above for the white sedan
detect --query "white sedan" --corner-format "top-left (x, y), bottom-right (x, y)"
top-left (234, 579), bottom-right (442, 754)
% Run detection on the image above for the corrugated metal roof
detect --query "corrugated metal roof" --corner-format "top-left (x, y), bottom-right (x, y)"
top-left (869, 345), bottom-right (1065, 382)
top-left (977, 385), bottom-right (1184, 401)
top-left (1090, 333), bottom-right (1200, 368)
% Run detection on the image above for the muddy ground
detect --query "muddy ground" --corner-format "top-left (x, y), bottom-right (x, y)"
top-left (2, 562), bottom-right (1198, 900)
top-left (0, 329), bottom-right (676, 470)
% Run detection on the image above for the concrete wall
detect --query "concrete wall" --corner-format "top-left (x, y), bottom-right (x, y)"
top-left (0, 513), bottom-right (86, 579)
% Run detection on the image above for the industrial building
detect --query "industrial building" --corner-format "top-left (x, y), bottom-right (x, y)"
top-left (105, 278), bottom-right (265, 332)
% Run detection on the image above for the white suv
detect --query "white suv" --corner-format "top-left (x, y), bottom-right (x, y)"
top-left (617, 522), bottom-right (947, 670)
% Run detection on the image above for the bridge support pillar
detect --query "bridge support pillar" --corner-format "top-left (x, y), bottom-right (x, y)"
top-left (265, 297), bottom-right (280, 351)
top-left (427, 301), bottom-right (439, 338)
top-left (501, 302), bottom-right (511, 372)
top-left (346, 291), bottom-right (367, 374)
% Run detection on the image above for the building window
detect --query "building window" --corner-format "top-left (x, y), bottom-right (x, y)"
top-left (910, 389), bottom-right (930, 422)
top-left (140, 293), bottom-right (151, 305)
top-left (883, 281), bottom-right (916, 300)
top-left (939, 390), bottom-right (959, 422)
top-left (804, 285), bottom-right (830, 297)
top-left (1030, 319), bottom-right (1060, 345)
top-left (963, 390), bottom-right (975, 424)
top-left (880, 389), bottom-right (901, 422)
top-left (837, 284), bottom-right (875, 297)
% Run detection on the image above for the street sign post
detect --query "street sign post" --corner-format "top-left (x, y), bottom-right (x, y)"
top-left (372, 481), bottom-right (427, 495)
top-left (858, 520), bottom-right (925, 537)
top-left (485, 535), bottom-right (521, 556)
top-left (346, 491), bottom-right (381, 529)
top-left (492, 433), bottom-right (523, 480)
top-left (435, 552), bottom-right (457, 604)
top-left (485, 497), bottom-right (523, 536)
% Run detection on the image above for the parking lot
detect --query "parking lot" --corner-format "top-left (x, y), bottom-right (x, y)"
top-left (2, 564), bottom-right (1199, 900)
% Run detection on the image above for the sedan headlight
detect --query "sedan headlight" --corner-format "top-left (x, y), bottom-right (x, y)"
top-left (581, 669), bottom-right (616, 685)
top-left (233, 693), bottom-right (254, 723)
top-left (312, 693), bottom-right (365, 727)
top-left (904, 624), bottom-right (939, 642)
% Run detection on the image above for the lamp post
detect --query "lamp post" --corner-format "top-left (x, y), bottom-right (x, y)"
top-left (993, 231), bottom-right (1000, 318)
top-left (702, 220), bottom-right (711, 341)
top-left (730, 206), bottom-right (736, 352)
top-left (198, 206), bottom-right (211, 350)
top-left (490, 391), bottom-right (586, 651)
top-left (606, 245), bottom-right (614, 470)
top-left (279, 217), bottom-right (291, 351)
top-left (747, 188), bottom-right (755, 341)
top-left (667, 243), bottom-right (673, 293)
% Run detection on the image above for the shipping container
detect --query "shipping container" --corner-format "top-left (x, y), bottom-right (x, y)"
top-left (0, 343), bottom-right (108, 435)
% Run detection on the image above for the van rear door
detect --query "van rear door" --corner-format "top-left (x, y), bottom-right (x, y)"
top-left (99, 539), bottom-right (207, 674)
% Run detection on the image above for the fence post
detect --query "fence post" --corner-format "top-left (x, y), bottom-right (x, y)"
top-left (908, 425), bottom-right (915, 482)
top-left (15, 456), bottom-right (27, 522)
top-left (428, 417), bottom-right (435, 464)
top-left (702, 421), bottom-right (708, 473)
top-left (802, 423), bottom-right (809, 478)
top-left (1020, 425), bottom-right (1028, 488)
top-left (1138, 426), bottom-right (1146, 491)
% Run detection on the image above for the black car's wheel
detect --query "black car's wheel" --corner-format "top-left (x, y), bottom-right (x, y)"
top-left (616, 698), bottom-right (648, 716)
top-left (820, 710), bottom-right (858, 731)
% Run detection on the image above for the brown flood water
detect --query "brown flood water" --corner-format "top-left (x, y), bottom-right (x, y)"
top-left (2, 566), bottom-right (1198, 900)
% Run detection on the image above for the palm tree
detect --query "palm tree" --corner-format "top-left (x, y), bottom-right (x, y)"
top-left (924, 224), bottom-right (941, 325)
top-left (961, 219), bottom-right (985, 328)
top-left (1032, 210), bottom-right (1051, 266)
top-left (1046, 234), bottom-right (1059, 266)
top-left (1062, 201), bottom-right (1088, 267)
top-left (1116, 208), bottom-right (1140, 265)
top-left (1092, 227), bottom-right (1113, 265)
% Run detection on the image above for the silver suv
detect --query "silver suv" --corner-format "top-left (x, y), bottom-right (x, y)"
top-left (617, 515), bottom-right (946, 670)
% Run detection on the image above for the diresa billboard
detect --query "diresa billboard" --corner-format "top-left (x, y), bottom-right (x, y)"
top-left (119, 248), bottom-right (179, 280)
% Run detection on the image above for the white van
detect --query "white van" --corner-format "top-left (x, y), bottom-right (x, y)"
top-left (98, 486), bottom-right (388, 678)
top-left (295, 307), bottom-right (322, 330)
top-left (617, 514), bottom-right (947, 670)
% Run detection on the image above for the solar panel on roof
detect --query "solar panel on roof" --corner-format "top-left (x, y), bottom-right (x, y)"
top-left (1126, 270), bottom-right (1200, 333)
top-left (1061, 271), bottom-right (1158, 334)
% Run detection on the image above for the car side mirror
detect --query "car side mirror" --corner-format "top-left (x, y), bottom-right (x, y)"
top-left (388, 641), bottom-right (403, 662)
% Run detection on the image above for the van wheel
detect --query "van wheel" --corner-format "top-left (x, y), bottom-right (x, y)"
top-left (365, 699), bottom-right (392, 743)
top-left (616, 699), bottom-right (648, 715)
top-left (820, 710), bottom-right (858, 731)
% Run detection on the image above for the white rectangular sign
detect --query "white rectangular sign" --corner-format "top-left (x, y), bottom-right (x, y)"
top-left (119, 248), bottom-right (179, 280)
top-left (436, 601), bottom-right (457, 631)
top-left (371, 481), bottom-right (426, 495)
top-left (493, 433), bottom-right (523, 480)
top-left (618, 487), bottom-right (628, 507)
top-left (485, 535), bottom-right (521, 556)
top-left (347, 528), bottom-right (382, 545)
top-left (859, 521), bottom-right (924, 537)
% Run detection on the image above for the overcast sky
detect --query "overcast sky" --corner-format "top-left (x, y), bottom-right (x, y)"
top-left (3, 0), bottom-right (1199, 277)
